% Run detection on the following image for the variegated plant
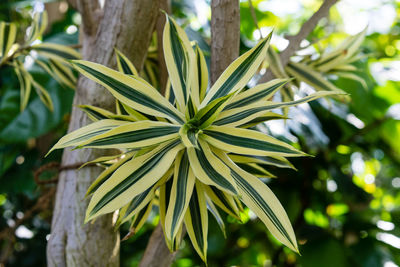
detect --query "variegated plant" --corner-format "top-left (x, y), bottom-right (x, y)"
top-left (48, 16), bottom-right (341, 262)
top-left (0, 11), bottom-right (80, 110)
top-left (267, 29), bottom-right (366, 106)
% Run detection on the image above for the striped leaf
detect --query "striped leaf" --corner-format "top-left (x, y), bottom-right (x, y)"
top-left (216, 150), bottom-right (298, 252)
top-left (165, 152), bottom-right (195, 249)
top-left (184, 181), bottom-right (208, 262)
top-left (26, 11), bottom-right (48, 44)
top-left (238, 112), bottom-right (287, 128)
top-left (29, 73), bottom-right (54, 110)
top-left (0, 22), bottom-right (17, 62)
top-left (202, 126), bottom-right (305, 157)
top-left (117, 186), bottom-right (155, 228)
top-left (203, 185), bottom-right (241, 220)
top-left (76, 121), bottom-right (180, 149)
top-left (187, 140), bottom-right (237, 195)
top-left (72, 60), bottom-right (185, 124)
top-left (285, 61), bottom-right (345, 93)
top-left (86, 152), bottom-right (136, 197)
top-left (127, 200), bottom-right (154, 235)
top-left (79, 105), bottom-right (115, 121)
top-left (115, 48), bottom-right (138, 75)
top-left (85, 140), bottom-right (184, 221)
top-left (191, 93), bottom-right (233, 129)
top-left (225, 79), bottom-right (289, 110)
top-left (214, 91), bottom-right (341, 127)
top-left (32, 43), bottom-right (81, 61)
top-left (13, 61), bottom-right (32, 110)
top-left (47, 119), bottom-right (128, 155)
top-left (163, 15), bottom-right (195, 111)
top-left (194, 44), bottom-right (209, 103)
top-left (200, 32), bottom-right (272, 107)
top-left (229, 153), bottom-right (295, 170)
top-left (206, 197), bottom-right (226, 238)
top-left (236, 162), bottom-right (275, 178)
top-left (36, 58), bottom-right (77, 88)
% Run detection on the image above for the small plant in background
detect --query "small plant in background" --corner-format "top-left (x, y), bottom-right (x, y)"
top-left (48, 15), bottom-right (341, 262)
top-left (0, 11), bottom-right (80, 110)
top-left (266, 29), bottom-right (366, 106)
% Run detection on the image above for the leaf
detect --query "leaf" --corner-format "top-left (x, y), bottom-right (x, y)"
top-left (164, 151), bottom-right (195, 249)
top-left (85, 140), bottom-right (184, 221)
top-left (285, 61), bottom-right (345, 93)
top-left (202, 126), bottom-right (305, 157)
top-left (187, 140), bottom-right (238, 195)
top-left (76, 121), bottom-right (180, 149)
top-left (214, 91), bottom-right (341, 127)
top-left (201, 32), bottom-right (272, 107)
top-left (47, 119), bottom-right (128, 155)
top-left (115, 48), bottom-right (138, 75)
top-left (0, 21), bottom-right (17, 62)
top-left (72, 60), bottom-right (185, 124)
top-left (163, 15), bottom-right (195, 111)
top-left (184, 181), bottom-right (208, 262)
top-left (216, 150), bottom-right (298, 252)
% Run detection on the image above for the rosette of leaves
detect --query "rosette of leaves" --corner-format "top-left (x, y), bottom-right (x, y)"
top-left (266, 29), bottom-right (366, 106)
top-left (48, 16), bottom-right (340, 262)
top-left (0, 11), bottom-right (80, 110)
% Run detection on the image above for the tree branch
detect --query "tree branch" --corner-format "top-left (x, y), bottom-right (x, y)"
top-left (259, 0), bottom-right (339, 83)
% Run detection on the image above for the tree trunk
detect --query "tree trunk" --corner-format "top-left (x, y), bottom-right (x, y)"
top-left (46, 1), bottom-right (159, 266)
top-left (138, 1), bottom-right (240, 266)
top-left (210, 0), bottom-right (240, 84)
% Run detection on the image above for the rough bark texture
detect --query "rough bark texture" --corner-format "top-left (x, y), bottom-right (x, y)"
top-left (259, 0), bottom-right (339, 83)
top-left (46, 1), bottom-right (159, 266)
top-left (138, 1), bottom-right (240, 266)
top-left (210, 0), bottom-right (240, 84)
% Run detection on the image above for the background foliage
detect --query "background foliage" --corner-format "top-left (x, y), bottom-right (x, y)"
top-left (0, 0), bottom-right (399, 266)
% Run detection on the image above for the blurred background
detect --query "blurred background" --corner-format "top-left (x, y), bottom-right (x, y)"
top-left (0, 0), bottom-right (399, 266)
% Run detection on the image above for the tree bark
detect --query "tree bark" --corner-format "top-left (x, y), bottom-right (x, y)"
top-left (138, 1), bottom-right (240, 266)
top-left (46, 1), bottom-right (159, 266)
top-left (210, 0), bottom-right (240, 84)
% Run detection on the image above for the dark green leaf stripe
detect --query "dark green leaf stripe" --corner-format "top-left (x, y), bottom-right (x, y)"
top-left (83, 126), bottom-right (180, 147)
top-left (50, 59), bottom-right (75, 81)
top-left (225, 81), bottom-right (286, 110)
top-left (118, 56), bottom-right (134, 75)
top-left (1, 23), bottom-right (11, 57)
top-left (187, 129), bottom-right (197, 147)
top-left (236, 163), bottom-right (266, 176)
top-left (188, 186), bottom-right (204, 250)
top-left (209, 186), bottom-right (237, 214)
top-left (131, 202), bottom-right (151, 228)
top-left (209, 40), bottom-right (268, 102)
top-left (231, 169), bottom-right (295, 248)
top-left (169, 20), bottom-right (188, 102)
top-left (123, 187), bottom-right (153, 220)
top-left (195, 97), bottom-right (230, 127)
top-left (195, 148), bottom-right (237, 194)
top-left (203, 130), bottom-right (298, 155)
top-left (75, 63), bottom-right (184, 124)
top-left (187, 97), bottom-right (196, 118)
top-left (287, 62), bottom-right (335, 91)
top-left (63, 126), bottom-right (114, 146)
top-left (80, 107), bottom-right (109, 120)
top-left (170, 152), bottom-right (190, 237)
top-left (90, 140), bottom-right (181, 216)
top-left (34, 46), bottom-right (78, 60)
top-left (232, 153), bottom-right (291, 168)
